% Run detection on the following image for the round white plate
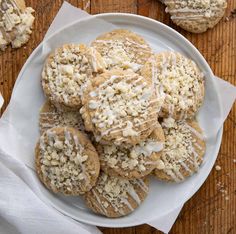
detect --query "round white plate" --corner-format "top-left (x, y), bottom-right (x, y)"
top-left (21, 13), bottom-right (223, 227)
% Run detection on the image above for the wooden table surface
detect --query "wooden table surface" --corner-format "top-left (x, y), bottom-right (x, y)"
top-left (0, 0), bottom-right (235, 233)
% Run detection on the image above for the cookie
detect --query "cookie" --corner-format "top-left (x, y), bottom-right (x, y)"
top-left (153, 118), bottom-right (206, 182)
top-left (80, 68), bottom-right (159, 145)
top-left (141, 52), bottom-right (205, 120)
top-left (91, 29), bottom-right (153, 72)
top-left (41, 44), bottom-right (106, 110)
top-left (97, 122), bottom-right (165, 179)
top-left (39, 100), bottom-right (85, 135)
top-left (84, 172), bottom-right (149, 217)
top-left (162, 0), bottom-right (227, 33)
top-left (35, 126), bottom-right (100, 195)
top-left (0, 0), bottom-right (35, 50)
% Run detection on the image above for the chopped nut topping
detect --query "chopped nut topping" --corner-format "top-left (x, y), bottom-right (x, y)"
top-left (0, 1), bottom-right (35, 50)
top-left (38, 128), bottom-right (92, 193)
top-left (39, 101), bottom-right (85, 134)
top-left (165, 0), bottom-right (226, 18)
top-left (92, 30), bottom-right (152, 72)
top-left (144, 52), bottom-right (204, 119)
top-left (100, 136), bottom-right (163, 173)
top-left (158, 119), bottom-right (205, 182)
top-left (87, 172), bottom-right (148, 216)
top-left (85, 69), bottom-right (158, 144)
top-left (42, 44), bottom-right (106, 108)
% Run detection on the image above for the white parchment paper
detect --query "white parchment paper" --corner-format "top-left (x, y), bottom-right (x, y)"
top-left (0, 2), bottom-right (235, 233)
top-left (0, 93), bottom-right (3, 109)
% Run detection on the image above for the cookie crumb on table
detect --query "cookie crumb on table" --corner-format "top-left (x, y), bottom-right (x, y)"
top-left (215, 165), bottom-right (221, 171)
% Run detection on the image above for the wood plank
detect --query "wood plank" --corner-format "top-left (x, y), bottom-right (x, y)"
top-left (91, 0), bottom-right (137, 14)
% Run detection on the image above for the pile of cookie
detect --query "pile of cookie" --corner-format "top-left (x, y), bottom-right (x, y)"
top-left (35, 29), bottom-right (206, 218)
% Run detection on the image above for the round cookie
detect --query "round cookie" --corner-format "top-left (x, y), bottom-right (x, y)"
top-left (80, 68), bottom-right (160, 145)
top-left (35, 126), bottom-right (100, 195)
top-left (39, 100), bottom-right (85, 135)
top-left (141, 52), bottom-right (205, 120)
top-left (41, 44), bottom-right (106, 110)
top-left (163, 0), bottom-right (227, 33)
top-left (97, 122), bottom-right (165, 179)
top-left (153, 117), bottom-right (206, 182)
top-left (84, 172), bottom-right (149, 218)
top-left (91, 29), bottom-right (153, 72)
top-left (0, 0), bottom-right (35, 50)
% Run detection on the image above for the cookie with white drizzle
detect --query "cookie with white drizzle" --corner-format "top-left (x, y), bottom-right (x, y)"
top-left (162, 0), bottom-right (227, 33)
top-left (0, 0), bottom-right (35, 50)
top-left (35, 126), bottom-right (100, 195)
top-left (39, 100), bottom-right (85, 135)
top-left (97, 122), bottom-right (165, 179)
top-left (91, 29), bottom-right (153, 73)
top-left (42, 44), bottom-right (106, 110)
top-left (84, 172), bottom-right (149, 217)
top-left (141, 51), bottom-right (205, 120)
top-left (153, 117), bottom-right (206, 182)
top-left (80, 68), bottom-right (159, 145)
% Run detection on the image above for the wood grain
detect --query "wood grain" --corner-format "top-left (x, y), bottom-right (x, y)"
top-left (0, 0), bottom-right (235, 233)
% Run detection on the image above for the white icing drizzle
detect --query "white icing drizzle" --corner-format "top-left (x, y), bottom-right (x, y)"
top-left (89, 47), bottom-right (98, 71)
top-left (144, 52), bottom-right (204, 119)
top-left (164, 0), bottom-right (226, 22)
top-left (0, 0), bottom-right (35, 50)
top-left (73, 134), bottom-right (90, 188)
top-left (92, 31), bottom-right (152, 72)
top-left (185, 123), bottom-right (205, 140)
top-left (92, 190), bottom-right (108, 215)
top-left (125, 38), bottom-right (151, 51)
top-left (180, 161), bottom-right (192, 174)
top-left (127, 186), bottom-right (141, 205)
top-left (101, 132), bottom-right (164, 175)
top-left (133, 141), bottom-right (163, 156)
top-left (135, 179), bottom-right (149, 193)
top-left (157, 119), bottom-right (205, 182)
top-left (120, 197), bottom-right (134, 212)
top-left (150, 57), bottom-right (166, 113)
top-left (87, 173), bottom-right (148, 216)
top-left (88, 71), bottom-right (159, 144)
top-left (38, 127), bottom-right (92, 193)
top-left (168, 7), bottom-right (206, 13)
top-left (194, 142), bottom-right (203, 150)
top-left (42, 45), bottom-right (105, 108)
top-left (39, 102), bottom-right (85, 134)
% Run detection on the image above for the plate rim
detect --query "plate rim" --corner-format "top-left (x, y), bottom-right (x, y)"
top-left (11, 12), bottom-right (224, 228)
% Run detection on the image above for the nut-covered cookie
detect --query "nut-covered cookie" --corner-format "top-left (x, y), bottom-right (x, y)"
top-left (141, 52), bottom-right (205, 120)
top-left (39, 101), bottom-right (85, 135)
top-left (42, 44), bottom-right (106, 110)
top-left (0, 0), bottom-right (35, 50)
top-left (91, 29), bottom-right (153, 72)
top-left (162, 0), bottom-right (227, 33)
top-left (153, 118), bottom-right (206, 182)
top-left (35, 126), bottom-right (100, 195)
top-left (84, 172), bottom-right (149, 217)
top-left (97, 122), bottom-right (165, 179)
top-left (80, 68), bottom-right (159, 145)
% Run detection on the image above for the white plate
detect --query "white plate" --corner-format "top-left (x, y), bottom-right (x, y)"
top-left (10, 13), bottom-right (223, 227)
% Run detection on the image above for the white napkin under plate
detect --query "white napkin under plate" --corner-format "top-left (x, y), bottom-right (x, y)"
top-left (0, 2), bottom-right (235, 233)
